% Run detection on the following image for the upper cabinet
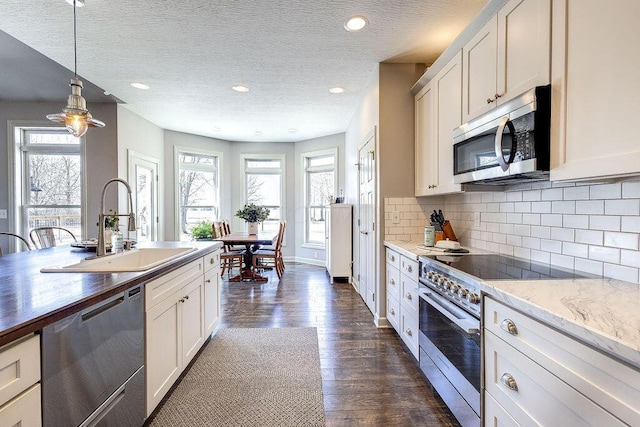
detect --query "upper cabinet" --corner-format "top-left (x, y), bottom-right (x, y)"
top-left (415, 52), bottom-right (463, 197)
top-left (462, 0), bottom-right (551, 123)
top-left (550, 0), bottom-right (640, 181)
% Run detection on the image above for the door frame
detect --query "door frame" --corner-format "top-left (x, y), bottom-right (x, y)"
top-left (128, 150), bottom-right (159, 241)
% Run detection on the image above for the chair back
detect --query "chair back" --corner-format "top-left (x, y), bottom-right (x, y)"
top-left (275, 221), bottom-right (286, 251)
top-left (0, 232), bottom-right (32, 255)
top-left (222, 220), bottom-right (232, 235)
top-left (211, 221), bottom-right (226, 239)
top-left (29, 226), bottom-right (77, 249)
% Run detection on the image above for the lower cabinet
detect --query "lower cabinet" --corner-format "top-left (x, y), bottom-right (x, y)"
top-left (483, 297), bottom-right (640, 426)
top-left (0, 334), bottom-right (41, 427)
top-left (145, 249), bottom-right (222, 417)
top-left (385, 247), bottom-right (419, 360)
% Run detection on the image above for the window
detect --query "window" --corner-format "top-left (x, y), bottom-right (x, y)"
top-left (242, 155), bottom-right (284, 234)
top-left (17, 128), bottom-right (83, 244)
top-left (303, 149), bottom-right (337, 246)
top-left (176, 149), bottom-right (221, 241)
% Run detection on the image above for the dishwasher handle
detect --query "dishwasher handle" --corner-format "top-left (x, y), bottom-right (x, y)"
top-left (81, 295), bottom-right (125, 322)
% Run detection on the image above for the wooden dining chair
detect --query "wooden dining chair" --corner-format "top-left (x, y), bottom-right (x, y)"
top-left (252, 221), bottom-right (286, 279)
top-left (29, 226), bottom-right (77, 249)
top-left (0, 232), bottom-right (32, 255)
top-left (213, 221), bottom-right (243, 276)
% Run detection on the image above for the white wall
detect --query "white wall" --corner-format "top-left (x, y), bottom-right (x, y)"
top-left (384, 179), bottom-right (640, 284)
top-left (117, 106), bottom-right (165, 239)
top-left (294, 133), bottom-right (346, 264)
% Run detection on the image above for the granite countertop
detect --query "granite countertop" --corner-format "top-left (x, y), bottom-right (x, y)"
top-left (0, 240), bottom-right (222, 347)
top-left (482, 279), bottom-right (640, 369)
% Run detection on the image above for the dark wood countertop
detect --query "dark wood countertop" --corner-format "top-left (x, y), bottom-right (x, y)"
top-left (0, 241), bottom-right (222, 347)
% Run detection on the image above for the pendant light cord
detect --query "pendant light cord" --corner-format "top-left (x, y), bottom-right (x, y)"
top-left (73, 0), bottom-right (78, 79)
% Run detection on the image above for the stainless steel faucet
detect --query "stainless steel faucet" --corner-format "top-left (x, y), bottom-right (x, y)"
top-left (97, 178), bottom-right (136, 257)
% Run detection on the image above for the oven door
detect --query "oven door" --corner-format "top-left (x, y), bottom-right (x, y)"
top-left (418, 287), bottom-right (481, 423)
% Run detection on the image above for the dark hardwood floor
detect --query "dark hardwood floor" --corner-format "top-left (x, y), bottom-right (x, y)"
top-left (219, 262), bottom-right (460, 426)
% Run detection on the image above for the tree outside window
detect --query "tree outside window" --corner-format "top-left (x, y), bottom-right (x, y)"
top-left (242, 156), bottom-right (284, 234)
top-left (304, 150), bottom-right (337, 245)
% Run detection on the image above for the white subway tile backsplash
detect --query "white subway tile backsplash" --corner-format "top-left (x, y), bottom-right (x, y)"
top-left (604, 232), bottom-right (639, 250)
top-left (563, 186), bottom-right (590, 200)
top-left (621, 250), bottom-right (640, 268)
top-left (500, 203), bottom-right (515, 213)
top-left (506, 213), bottom-right (523, 224)
top-left (590, 183), bottom-right (621, 199)
top-left (514, 202), bottom-right (531, 213)
top-left (574, 258), bottom-right (603, 276)
top-left (530, 250), bottom-right (550, 264)
top-left (542, 188), bottom-right (563, 201)
top-left (521, 214), bottom-right (541, 225)
top-left (563, 242), bottom-right (589, 258)
top-left (622, 180), bottom-right (640, 198)
top-left (562, 214), bottom-right (589, 229)
top-left (493, 193), bottom-right (507, 203)
top-left (531, 226), bottom-right (551, 239)
top-left (513, 247), bottom-right (531, 259)
top-left (506, 235), bottom-right (522, 247)
top-left (531, 201), bottom-right (551, 213)
top-left (575, 229), bottom-right (603, 245)
top-left (486, 203), bottom-right (500, 213)
top-left (589, 215), bottom-right (621, 231)
top-left (513, 224), bottom-right (531, 236)
top-left (550, 254), bottom-right (574, 269)
top-left (551, 201), bottom-right (576, 214)
top-left (540, 239), bottom-right (562, 253)
top-left (507, 192), bottom-right (522, 202)
top-left (493, 233), bottom-right (506, 244)
top-left (499, 223), bottom-right (514, 234)
top-left (603, 263), bottom-right (639, 283)
top-left (551, 227), bottom-right (575, 242)
top-left (388, 197), bottom-right (404, 205)
top-left (589, 246), bottom-right (620, 264)
top-left (576, 200), bottom-right (604, 215)
top-left (605, 199), bottom-right (640, 216)
top-left (486, 222), bottom-right (500, 233)
top-left (522, 237), bottom-right (541, 250)
top-left (522, 190), bottom-right (541, 202)
top-left (621, 216), bottom-right (640, 233)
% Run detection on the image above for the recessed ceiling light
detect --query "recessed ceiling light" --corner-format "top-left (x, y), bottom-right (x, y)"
top-left (288, 128), bottom-right (297, 133)
top-left (212, 126), bottom-right (222, 132)
top-left (65, 0), bottom-right (85, 7)
top-left (254, 131), bottom-right (262, 136)
top-left (130, 82), bottom-right (150, 90)
top-left (329, 87), bottom-right (345, 94)
top-left (344, 15), bottom-right (368, 32)
top-left (232, 85), bottom-right (250, 93)
top-left (103, 91), bottom-right (111, 96)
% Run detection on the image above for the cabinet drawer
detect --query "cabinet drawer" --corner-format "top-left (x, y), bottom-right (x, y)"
top-left (0, 334), bottom-right (40, 408)
top-left (386, 249), bottom-right (400, 270)
top-left (485, 330), bottom-right (626, 426)
top-left (203, 249), bottom-right (221, 272)
top-left (400, 276), bottom-right (418, 318)
top-left (400, 256), bottom-right (418, 282)
top-left (0, 383), bottom-right (41, 427)
top-left (484, 297), bottom-right (640, 426)
top-left (386, 264), bottom-right (400, 301)
top-left (401, 310), bottom-right (418, 360)
top-left (484, 391), bottom-right (520, 427)
top-left (145, 258), bottom-right (203, 310)
top-left (386, 293), bottom-right (400, 333)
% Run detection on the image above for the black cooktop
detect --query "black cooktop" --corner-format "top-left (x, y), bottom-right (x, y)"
top-left (423, 254), bottom-right (597, 281)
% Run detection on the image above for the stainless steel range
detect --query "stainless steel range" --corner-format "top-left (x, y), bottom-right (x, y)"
top-left (417, 253), bottom-right (594, 427)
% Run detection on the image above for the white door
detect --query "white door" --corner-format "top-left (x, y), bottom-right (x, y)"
top-left (128, 151), bottom-right (159, 242)
top-left (358, 131), bottom-right (376, 313)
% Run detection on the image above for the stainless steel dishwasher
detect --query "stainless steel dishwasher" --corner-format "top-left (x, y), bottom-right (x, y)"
top-left (42, 284), bottom-right (144, 427)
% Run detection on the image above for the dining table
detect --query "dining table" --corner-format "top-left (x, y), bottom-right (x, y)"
top-left (214, 230), bottom-right (278, 282)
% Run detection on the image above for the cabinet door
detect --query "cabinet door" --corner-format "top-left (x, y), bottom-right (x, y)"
top-left (0, 384), bottom-right (41, 427)
top-left (433, 51), bottom-right (463, 195)
top-left (496, 0), bottom-right (550, 104)
top-left (551, 0), bottom-right (640, 181)
top-left (415, 82), bottom-right (436, 196)
top-left (146, 292), bottom-right (181, 416)
top-left (181, 279), bottom-right (205, 366)
top-left (462, 15), bottom-right (498, 123)
top-left (204, 267), bottom-right (220, 337)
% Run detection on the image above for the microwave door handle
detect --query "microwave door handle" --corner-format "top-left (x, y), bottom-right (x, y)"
top-left (494, 116), bottom-right (517, 172)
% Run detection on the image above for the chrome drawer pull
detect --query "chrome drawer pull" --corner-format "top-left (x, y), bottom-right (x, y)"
top-left (500, 373), bottom-right (518, 391)
top-left (407, 265), bottom-right (413, 273)
top-left (406, 293), bottom-right (412, 300)
top-left (500, 319), bottom-right (518, 335)
top-left (406, 328), bottom-right (412, 337)
top-left (390, 255), bottom-right (395, 261)
top-left (390, 279), bottom-right (395, 285)
top-left (390, 308), bottom-right (395, 315)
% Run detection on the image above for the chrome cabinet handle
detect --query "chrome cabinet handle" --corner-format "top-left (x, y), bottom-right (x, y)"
top-left (500, 373), bottom-right (518, 391)
top-left (407, 265), bottom-right (412, 273)
top-left (390, 308), bottom-right (395, 315)
top-left (500, 319), bottom-right (518, 335)
top-left (390, 255), bottom-right (395, 261)
top-left (406, 328), bottom-right (412, 337)
top-left (390, 279), bottom-right (395, 285)
top-left (406, 293), bottom-right (412, 301)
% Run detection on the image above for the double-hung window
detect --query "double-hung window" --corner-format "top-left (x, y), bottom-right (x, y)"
top-left (176, 149), bottom-right (220, 241)
top-left (303, 149), bottom-right (337, 246)
top-left (241, 155), bottom-right (284, 234)
top-left (17, 128), bottom-right (83, 243)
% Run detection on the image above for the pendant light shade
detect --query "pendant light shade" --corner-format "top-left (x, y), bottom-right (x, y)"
top-left (47, 0), bottom-right (105, 138)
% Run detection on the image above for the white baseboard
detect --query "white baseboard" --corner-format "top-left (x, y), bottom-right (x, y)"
top-left (289, 256), bottom-right (325, 267)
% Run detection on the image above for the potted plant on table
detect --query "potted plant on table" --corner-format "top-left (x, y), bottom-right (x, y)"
top-left (235, 203), bottom-right (270, 235)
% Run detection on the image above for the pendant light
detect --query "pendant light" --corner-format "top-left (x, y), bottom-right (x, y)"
top-left (47, 0), bottom-right (104, 137)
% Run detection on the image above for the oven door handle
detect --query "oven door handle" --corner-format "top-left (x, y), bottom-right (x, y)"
top-left (418, 289), bottom-right (480, 334)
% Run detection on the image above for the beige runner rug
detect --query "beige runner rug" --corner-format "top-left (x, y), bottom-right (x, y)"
top-left (149, 327), bottom-right (326, 426)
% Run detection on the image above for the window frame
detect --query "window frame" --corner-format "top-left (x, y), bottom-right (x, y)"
top-left (239, 153), bottom-right (286, 235)
top-left (301, 147), bottom-right (337, 248)
top-left (174, 146), bottom-right (223, 241)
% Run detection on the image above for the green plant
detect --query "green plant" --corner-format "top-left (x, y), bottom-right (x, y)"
top-left (190, 220), bottom-right (213, 240)
top-left (235, 203), bottom-right (270, 223)
top-left (97, 209), bottom-right (119, 229)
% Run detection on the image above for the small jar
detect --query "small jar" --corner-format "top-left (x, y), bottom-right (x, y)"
top-left (424, 226), bottom-right (435, 247)
top-left (111, 229), bottom-right (124, 253)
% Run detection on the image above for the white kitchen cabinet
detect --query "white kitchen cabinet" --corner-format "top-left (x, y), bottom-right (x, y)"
top-left (325, 204), bottom-right (353, 282)
top-left (415, 51), bottom-right (463, 197)
top-left (483, 297), bottom-right (640, 426)
top-left (385, 248), bottom-right (401, 333)
top-left (462, 0), bottom-right (550, 123)
top-left (550, 0), bottom-right (640, 181)
top-left (145, 257), bottom-right (206, 416)
top-left (0, 334), bottom-right (41, 427)
top-left (203, 249), bottom-right (221, 337)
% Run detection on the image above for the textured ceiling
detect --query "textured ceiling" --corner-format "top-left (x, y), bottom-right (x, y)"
top-left (0, 0), bottom-right (487, 142)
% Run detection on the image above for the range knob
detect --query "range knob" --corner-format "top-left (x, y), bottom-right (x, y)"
top-left (450, 284), bottom-right (461, 294)
top-left (457, 288), bottom-right (468, 299)
top-left (466, 293), bottom-right (480, 304)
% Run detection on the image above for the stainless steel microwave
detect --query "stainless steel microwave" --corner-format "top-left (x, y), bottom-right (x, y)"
top-left (453, 85), bottom-right (551, 185)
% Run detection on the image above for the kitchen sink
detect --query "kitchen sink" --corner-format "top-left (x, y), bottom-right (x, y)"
top-left (41, 247), bottom-right (197, 273)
